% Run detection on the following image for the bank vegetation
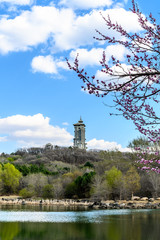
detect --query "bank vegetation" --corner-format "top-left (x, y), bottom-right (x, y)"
top-left (0, 142), bottom-right (160, 200)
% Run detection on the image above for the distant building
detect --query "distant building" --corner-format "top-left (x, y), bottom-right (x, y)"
top-left (73, 117), bottom-right (86, 149)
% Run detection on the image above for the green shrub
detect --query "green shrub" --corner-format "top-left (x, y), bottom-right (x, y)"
top-left (15, 163), bottom-right (59, 176)
top-left (42, 184), bottom-right (54, 199)
top-left (65, 182), bottom-right (77, 198)
top-left (19, 188), bottom-right (34, 198)
top-left (7, 157), bottom-right (15, 163)
top-left (65, 172), bottom-right (95, 198)
top-left (3, 163), bottom-right (22, 193)
top-left (84, 161), bottom-right (94, 168)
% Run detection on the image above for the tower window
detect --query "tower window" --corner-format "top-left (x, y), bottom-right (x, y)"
top-left (78, 128), bottom-right (81, 140)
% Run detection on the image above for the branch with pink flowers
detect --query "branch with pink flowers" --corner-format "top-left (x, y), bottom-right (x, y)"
top-left (67, 0), bottom-right (160, 172)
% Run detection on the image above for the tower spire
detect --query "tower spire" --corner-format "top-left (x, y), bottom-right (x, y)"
top-left (79, 116), bottom-right (83, 123)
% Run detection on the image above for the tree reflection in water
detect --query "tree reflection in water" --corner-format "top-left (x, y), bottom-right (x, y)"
top-left (0, 223), bottom-right (19, 240)
top-left (0, 209), bottom-right (159, 240)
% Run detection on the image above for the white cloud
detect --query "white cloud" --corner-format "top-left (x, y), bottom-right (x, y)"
top-left (0, 114), bottom-right (73, 147)
top-left (95, 63), bottom-right (137, 87)
top-left (66, 44), bottom-right (130, 68)
top-left (56, 60), bottom-right (68, 70)
top-left (0, 114), bottom-right (131, 152)
top-left (95, 69), bottom-right (109, 82)
top-left (87, 138), bottom-right (130, 152)
top-left (31, 55), bottom-right (70, 74)
top-left (62, 122), bottom-right (69, 126)
top-left (69, 48), bottom-right (104, 67)
top-left (56, 7), bottom-right (142, 51)
top-left (59, 0), bottom-right (113, 9)
top-left (0, 0), bottom-right (32, 5)
top-left (0, 6), bottom-right (75, 54)
top-left (0, 6), bottom-right (142, 54)
top-left (31, 55), bottom-right (57, 74)
top-left (0, 136), bottom-right (7, 142)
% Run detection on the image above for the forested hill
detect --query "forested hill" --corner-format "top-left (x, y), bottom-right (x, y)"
top-left (0, 144), bottom-right (157, 199)
top-left (0, 144), bottom-right (134, 167)
top-left (9, 145), bottom-right (102, 165)
top-left (0, 145), bottom-right (136, 180)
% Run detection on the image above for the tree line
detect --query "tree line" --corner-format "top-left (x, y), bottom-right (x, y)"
top-left (0, 142), bottom-right (160, 200)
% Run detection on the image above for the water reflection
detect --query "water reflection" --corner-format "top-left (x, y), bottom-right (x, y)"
top-left (0, 223), bottom-right (19, 240)
top-left (0, 209), bottom-right (152, 223)
top-left (0, 209), bottom-right (160, 240)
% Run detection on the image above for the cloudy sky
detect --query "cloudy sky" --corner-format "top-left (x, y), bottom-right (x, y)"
top-left (0, 0), bottom-right (158, 153)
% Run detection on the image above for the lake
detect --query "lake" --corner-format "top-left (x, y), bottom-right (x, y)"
top-left (0, 205), bottom-right (160, 240)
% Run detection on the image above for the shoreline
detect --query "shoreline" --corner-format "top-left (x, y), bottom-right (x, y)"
top-left (1, 196), bottom-right (160, 210)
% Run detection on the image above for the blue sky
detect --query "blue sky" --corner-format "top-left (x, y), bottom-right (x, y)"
top-left (0, 0), bottom-right (159, 153)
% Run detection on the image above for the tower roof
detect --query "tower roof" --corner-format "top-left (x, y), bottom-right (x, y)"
top-left (73, 117), bottom-right (85, 126)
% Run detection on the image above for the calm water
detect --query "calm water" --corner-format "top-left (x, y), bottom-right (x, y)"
top-left (0, 205), bottom-right (160, 240)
